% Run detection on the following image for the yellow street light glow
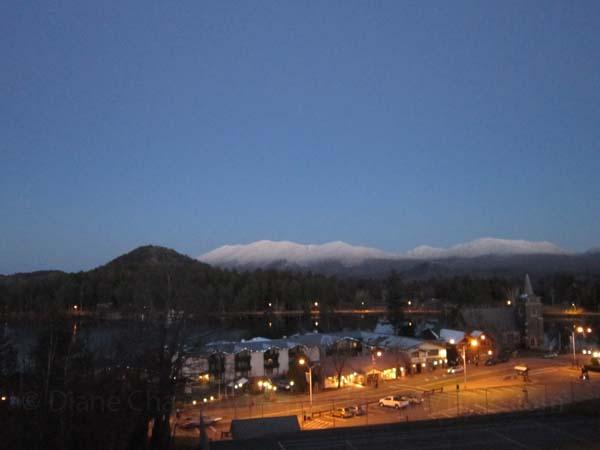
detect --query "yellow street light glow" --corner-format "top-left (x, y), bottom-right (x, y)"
top-left (480, 335), bottom-right (486, 340)
top-left (587, 327), bottom-right (592, 333)
top-left (1, 396), bottom-right (6, 401)
top-left (203, 398), bottom-right (208, 403)
top-left (470, 339), bottom-right (478, 347)
top-left (314, 321), bottom-right (319, 327)
top-left (488, 350), bottom-right (493, 356)
top-left (376, 350), bottom-right (382, 357)
top-left (408, 300), bottom-right (412, 306)
top-left (258, 380), bottom-right (263, 387)
top-left (314, 301), bottom-right (319, 307)
top-left (298, 358), bottom-right (306, 366)
top-left (506, 300), bottom-right (512, 306)
top-left (289, 381), bottom-right (295, 386)
top-left (577, 326), bottom-right (584, 333)
top-left (192, 400), bottom-right (197, 406)
top-left (73, 305), bottom-right (78, 310)
top-left (210, 396), bottom-right (214, 401)
top-left (268, 302), bottom-right (272, 307)
top-left (273, 386), bottom-right (277, 391)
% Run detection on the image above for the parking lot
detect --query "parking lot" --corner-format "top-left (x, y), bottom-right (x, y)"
top-left (174, 356), bottom-right (600, 439)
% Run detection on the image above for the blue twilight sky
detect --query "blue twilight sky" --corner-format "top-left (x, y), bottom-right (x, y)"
top-left (1, 1), bottom-right (600, 274)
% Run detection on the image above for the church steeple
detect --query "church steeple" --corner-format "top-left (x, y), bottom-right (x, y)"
top-left (524, 273), bottom-right (535, 298)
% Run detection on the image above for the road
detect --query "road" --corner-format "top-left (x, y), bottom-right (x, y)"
top-left (173, 355), bottom-right (600, 441)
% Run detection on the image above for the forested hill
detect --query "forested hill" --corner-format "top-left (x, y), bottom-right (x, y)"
top-left (1, 245), bottom-right (600, 314)
top-left (0, 245), bottom-right (345, 314)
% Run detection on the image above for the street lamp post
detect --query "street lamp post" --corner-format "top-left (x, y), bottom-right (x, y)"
top-left (462, 345), bottom-right (469, 388)
top-left (298, 357), bottom-right (313, 414)
top-left (463, 339), bottom-right (478, 389)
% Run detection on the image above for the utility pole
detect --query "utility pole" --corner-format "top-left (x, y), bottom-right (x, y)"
top-left (462, 345), bottom-right (467, 389)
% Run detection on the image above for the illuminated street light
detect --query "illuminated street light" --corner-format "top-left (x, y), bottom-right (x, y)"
top-left (192, 400), bottom-right (197, 406)
top-left (572, 326), bottom-right (592, 367)
top-left (407, 300), bottom-right (412, 306)
top-left (449, 338), bottom-right (456, 345)
top-left (298, 357), bottom-right (313, 411)
top-left (480, 335), bottom-right (486, 341)
top-left (506, 300), bottom-right (512, 306)
top-left (376, 350), bottom-right (382, 357)
top-left (73, 305), bottom-right (78, 310)
top-left (488, 350), bottom-right (493, 356)
top-left (289, 380), bottom-right (295, 386)
top-left (314, 301), bottom-right (319, 307)
top-left (470, 339), bottom-right (478, 347)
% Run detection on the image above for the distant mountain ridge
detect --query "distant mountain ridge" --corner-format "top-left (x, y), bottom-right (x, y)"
top-left (199, 240), bottom-right (394, 269)
top-left (196, 238), bottom-right (600, 277)
top-left (405, 238), bottom-right (568, 259)
top-left (198, 237), bottom-right (572, 269)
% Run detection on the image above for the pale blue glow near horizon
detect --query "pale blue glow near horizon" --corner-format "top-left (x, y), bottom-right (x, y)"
top-left (1, 1), bottom-right (599, 273)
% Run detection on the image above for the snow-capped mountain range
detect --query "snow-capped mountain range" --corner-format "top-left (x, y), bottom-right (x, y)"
top-left (199, 240), bottom-right (395, 268)
top-left (198, 238), bottom-right (571, 269)
top-left (404, 238), bottom-right (567, 259)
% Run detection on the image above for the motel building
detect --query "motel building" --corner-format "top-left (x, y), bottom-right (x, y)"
top-left (182, 332), bottom-right (450, 395)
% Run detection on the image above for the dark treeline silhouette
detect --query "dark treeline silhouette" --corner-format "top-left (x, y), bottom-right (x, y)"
top-left (2, 246), bottom-right (600, 317)
top-left (2, 293), bottom-right (193, 449)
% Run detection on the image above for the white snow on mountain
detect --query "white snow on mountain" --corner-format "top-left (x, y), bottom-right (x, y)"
top-left (199, 238), bottom-right (571, 268)
top-left (198, 240), bottom-right (395, 267)
top-left (405, 238), bottom-right (569, 259)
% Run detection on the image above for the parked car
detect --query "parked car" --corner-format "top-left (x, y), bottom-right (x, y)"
top-left (379, 396), bottom-right (410, 409)
top-left (543, 352), bottom-right (558, 359)
top-left (399, 393), bottom-right (423, 405)
top-left (274, 380), bottom-right (293, 391)
top-left (331, 407), bottom-right (354, 418)
top-left (348, 404), bottom-right (366, 416)
top-left (447, 366), bottom-right (464, 374)
top-left (485, 358), bottom-right (497, 366)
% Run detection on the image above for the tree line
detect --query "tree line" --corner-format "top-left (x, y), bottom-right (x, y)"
top-left (1, 246), bottom-right (600, 317)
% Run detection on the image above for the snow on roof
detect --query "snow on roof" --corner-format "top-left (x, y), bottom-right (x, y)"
top-left (470, 330), bottom-right (485, 338)
top-left (374, 320), bottom-right (395, 335)
top-left (440, 329), bottom-right (466, 343)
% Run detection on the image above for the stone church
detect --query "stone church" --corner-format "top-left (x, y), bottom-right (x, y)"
top-left (518, 274), bottom-right (545, 349)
